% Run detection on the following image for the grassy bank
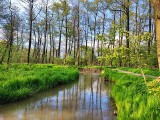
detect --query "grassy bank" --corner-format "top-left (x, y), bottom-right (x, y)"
top-left (0, 64), bottom-right (79, 104)
top-left (119, 67), bottom-right (160, 76)
top-left (79, 66), bottom-right (116, 70)
top-left (103, 69), bottom-right (160, 120)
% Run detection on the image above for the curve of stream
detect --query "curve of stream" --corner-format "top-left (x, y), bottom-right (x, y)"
top-left (0, 73), bottom-right (116, 120)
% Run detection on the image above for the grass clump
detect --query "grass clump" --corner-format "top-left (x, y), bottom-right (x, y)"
top-left (104, 69), bottom-right (160, 120)
top-left (0, 64), bottom-right (79, 104)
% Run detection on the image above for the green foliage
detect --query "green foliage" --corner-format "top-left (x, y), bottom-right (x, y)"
top-left (97, 46), bottom-right (128, 66)
top-left (65, 55), bottom-right (75, 65)
top-left (104, 69), bottom-right (160, 120)
top-left (0, 64), bottom-right (79, 104)
top-left (54, 57), bottom-right (64, 65)
top-left (96, 33), bottom-right (106, 42)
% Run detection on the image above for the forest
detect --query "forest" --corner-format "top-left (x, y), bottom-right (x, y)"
top-left (0, 0), bottom-right (159, 68)
top-left (0, 0), bottom-right (160, 120)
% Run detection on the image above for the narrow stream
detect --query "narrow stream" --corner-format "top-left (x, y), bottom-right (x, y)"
top-left (0, 73), bottom-right (116, 120)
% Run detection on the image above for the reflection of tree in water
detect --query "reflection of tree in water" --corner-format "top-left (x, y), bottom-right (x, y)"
top-left (0, 73), bottom-right (116, 120)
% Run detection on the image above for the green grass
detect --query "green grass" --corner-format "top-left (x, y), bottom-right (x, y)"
top-left (0, 64), bottom-right (79, 104)
top-left (103, 69), bottom-right (160, 120)
top-left (119, 67), bottom-right (160, 76)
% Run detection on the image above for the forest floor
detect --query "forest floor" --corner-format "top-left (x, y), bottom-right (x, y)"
top-left (113, 69), bottom-right (158, 79)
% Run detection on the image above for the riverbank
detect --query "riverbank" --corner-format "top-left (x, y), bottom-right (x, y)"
top-left (0, 72), bottom-right (116, 120)
top-left (103, 69), bottom-right (160, 120)
top-left (119, 67), bottom-right (160, 77)
top-left (0, 64), bottom-right (79, 104)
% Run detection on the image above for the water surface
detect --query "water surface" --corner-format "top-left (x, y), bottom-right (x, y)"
top-left (0, 73), bottom-right (116, 120)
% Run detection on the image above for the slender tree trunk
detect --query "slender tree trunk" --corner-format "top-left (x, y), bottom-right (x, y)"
top-left (49, 21), bottom-right (52, 63)
top-left (65, 14), bottom-right (68, 58)
top-left (97, 26), bottom-right (100, 57)
top-left (37, 27), bottom-right (41, 63)
top-left (92, 15), bottom-right (97, 65)
top-left (101, 13), bottom-right (105, 57)
top-left (133, 0), bottom-right (138, 56)
top-left (45, 47), bottom-right (48, 63)
top-left (85, 16), bottom-right (88, 57)
top-left (58, 18), bottom-right (64, 57)
top-left (77, 3), bottom-right (80, 66)
top-left (7, 0), bottom-right (14, 65)
top-left (113, 12), bottom-right (116, 48)
top-left (33, 30), bottom-right (36, 61)
top-left (28, 0), bottom-right (34, 64)
top-left (16, 26), bottom-right (20, 63)
top-left (20, 26), bottom-right (24, 63)
top-left (118, 11), bottom-right (122, 67)
top-left (42, 3), bottom-right (48, 63)
top-left (148, 0), bottom-right (152, 54)
top-left (126, 0), bottom-right (130, 67)
top-left (70, 36), bottom-right (74, 55)
top-left (73, 18), bottom-right (76, 60)
top-left (52, 23), bottom-right (55, 64)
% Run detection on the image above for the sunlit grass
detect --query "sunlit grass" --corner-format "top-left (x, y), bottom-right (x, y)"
top-left (0, 64), bottom-right (79, 104)
top-left (104, 69), bottom-right (160, 120)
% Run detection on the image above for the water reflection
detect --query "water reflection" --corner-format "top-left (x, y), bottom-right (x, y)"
top-left (0, 73), bottom-right (116, 120)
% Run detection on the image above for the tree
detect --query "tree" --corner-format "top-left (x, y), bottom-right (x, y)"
top-left (0, 0), bottom-right (20, 65)
top-left (148, 0), bottom-right (152, 54)
top-left (20, 0), bottom-right (42, 63)
top-left (42, 0), bottom-right (48, 63)
top-left (152, 0), bottom-right (160, 69)
top-left (0, 0), bottom-right (157, 67)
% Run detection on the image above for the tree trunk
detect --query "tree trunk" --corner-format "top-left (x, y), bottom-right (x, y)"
top-left (102, 12), bottom-right (105, 57)
top-left (148, 0), bottom-right (152, 54)
top-left (92, 15), bottom-right (97, 65)
top-left (152, 0), bottom-right (160, 69)
top-left (126, 0), bottom-right (130, 67)
top-left (58, 18), bottom-right (64, 57)
top-left (77, 3), bottom-right (80, 66)
top-left (73, 18), bottom-right (76, 60)
top-left (42, 4), bottom-right (48, 63)
top-left (7, 0), bottom-right (14, 65)
top-left (65, 14), bottom-right (68, 58)
top-left (28, 0), bottom-right (34, 64)
top-left (49, 21), bottom-right (52, 63)
top-left (52, 23), bottom-right (55, 64)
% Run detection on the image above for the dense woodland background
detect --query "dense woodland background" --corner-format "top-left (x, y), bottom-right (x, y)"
top-left (0, 0), bottom-right (158, 67)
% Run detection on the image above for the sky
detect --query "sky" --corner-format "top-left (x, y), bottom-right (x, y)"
top-left (12, 0), bottom-right (59, 5)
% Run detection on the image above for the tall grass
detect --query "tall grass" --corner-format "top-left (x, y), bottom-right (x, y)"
top-left (0, 64), bottom-right (79, 104)
top-left (104, 69), bottom-right (160, 120)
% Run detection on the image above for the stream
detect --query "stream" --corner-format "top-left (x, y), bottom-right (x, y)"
top-left (0, 73), bottom-right (116, 120)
